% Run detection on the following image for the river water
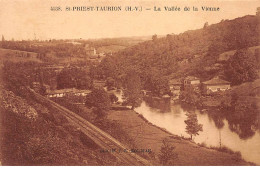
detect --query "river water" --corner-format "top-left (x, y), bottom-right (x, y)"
top-left (114, 90), bottom-right (260, 165)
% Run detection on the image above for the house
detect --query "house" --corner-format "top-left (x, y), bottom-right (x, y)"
top-left (202, 77), bottom-right (231, 94)
top-left (184, 76), bottom-right (200, 85)
top-left (169, 79), bottom-right (182, 97)
top-left (74, 89), bottom-right (91, 96)
top-left (184, 76), bottom-right (201, 92)
top-left (46, 88), bottom-right (91, 98)
top-left (46, 88), bottom-right (74, 98)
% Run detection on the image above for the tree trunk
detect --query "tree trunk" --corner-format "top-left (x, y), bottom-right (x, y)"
top-left (191, 134), bottom-right (193, 140)
top-left (219, 130), bottom-right (222, 148)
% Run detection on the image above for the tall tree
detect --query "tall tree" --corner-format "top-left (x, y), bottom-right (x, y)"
top-left (184, 112), bottom-right (203, 140)
top-left (144, 73), bottom-right (170, 97)
top-left (152, 34), bottom-right (158, 41)
top-left (203, 22), bottom-right (209, 29)
top-left (123, 70), bottom-right (142, 110)
top-left (256, 7), bottom-right (260, 16)
top-left (85, 88), bottom-right (111, 118)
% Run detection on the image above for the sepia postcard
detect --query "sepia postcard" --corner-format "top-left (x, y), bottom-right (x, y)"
top-left (0, 0), bottom-right (259, 166)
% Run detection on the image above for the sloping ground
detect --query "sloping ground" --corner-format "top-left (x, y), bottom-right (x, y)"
top-left (0, 48), bottom-right (42, 63)
top-left (218, 45), bottom-right (260, 61)
top-left (97, 45), bottom-right (127, 53)
top-left (108, 110), bottom-right (251, 166)
top-left (0, 88), bottom-right (122, 165)
top-left (231, 79), bottom-right (260, 96)
top-left (2, 90), bottom-right (38, 120)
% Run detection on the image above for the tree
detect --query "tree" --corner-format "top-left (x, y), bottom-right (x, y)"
top-left (56, 68), bottom-right (76, 89)
top-left (179, 85), bottom-right (201, 105)
top-left (203, 22), bottom-right (209, 29)
top-left (122, 70), bottom-right (142, 110)
top-left (144, 74), bottom-right (170, 97)
top-left (224, 49), bottom-right (258, 85)
top-left (152, 34), bottom-right (158, 41)
top-left (106, 77), bottom-right (115, 90)
top-left (184, 112), bottom-right (203, 140)
top-left (57, 67), bottom-right (92, 90)
top-left (76, 75), bottom-right (93, 90)
top-left (85, 88), bottom-right (111, 118)
top-left (109, 93), bottom-right (118, 103)
top-left (158, 138), bottom-right (178, 165)
top-left (256, 7), bottom-right (260, 16)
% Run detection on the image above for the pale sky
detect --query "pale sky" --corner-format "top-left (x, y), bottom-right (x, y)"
top-left (0, 0), bottom-right (259, 40)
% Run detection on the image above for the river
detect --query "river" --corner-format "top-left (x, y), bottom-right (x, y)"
top-left (114, 90), bottom-right (260, 165)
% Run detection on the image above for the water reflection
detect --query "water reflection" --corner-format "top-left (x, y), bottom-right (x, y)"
top-left (143, 97), bottom-right (172, 113)
top-left (134, 97), bottom-right (260, 165)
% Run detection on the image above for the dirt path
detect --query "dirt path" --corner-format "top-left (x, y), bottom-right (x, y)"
top-left (108, 109), bottom-right (251, 166)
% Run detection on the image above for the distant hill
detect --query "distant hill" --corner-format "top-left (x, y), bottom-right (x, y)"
top-left (79, 36), bottom-right (153, 53)
top-left (99, 15), bottom-right (260, 83)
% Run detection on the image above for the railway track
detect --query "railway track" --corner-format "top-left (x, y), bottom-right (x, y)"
top-left (29, 88), bottom-right (151, 166)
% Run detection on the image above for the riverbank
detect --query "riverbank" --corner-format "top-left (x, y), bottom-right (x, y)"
top-left (107, 108), bottom-right (253, 166)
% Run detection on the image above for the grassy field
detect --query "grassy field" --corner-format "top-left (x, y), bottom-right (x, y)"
top-left (218, 45), bottom-right (260, 61)
top-left (107, 109), bottom-right (252, 166)
top-left (96, 45), bottom-right (127, 53)
top-left (0, 48), bottom-right (42, 63)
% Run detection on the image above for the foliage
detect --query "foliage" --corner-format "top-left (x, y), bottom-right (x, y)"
top-left (109, 93), bottom-right (118, 103)
top-left (179, 85), bottom-right (201, 105)
top-left (144, 73), bottom-right (170, 96)
top-left (85, 88), bottom-right (111, 118)
top-left (158, 138), bottom-right (178, 165)
top-left (209, 146), bottom-right (242, 158)
top-left (152, 34), bottom-right (158, 41)
top-left (184, 112), bottom-right (203, 139)
top-left (57, 67), bottom-right (93, 90)
top-left (106, 77), bottom-right (115, 90)
top-left (3, 61), bottom-right (41, 87)
top-left (224, 49), bottom-right (258, 85)
top-left (122, 70), bottom-right (143, 110)
top-left (203, 22), bottom-right (209, 29)
top-left (2, 40), bottom-right (86, 58)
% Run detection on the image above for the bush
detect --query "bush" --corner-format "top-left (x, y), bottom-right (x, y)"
top-left (158, 138), bottom-right (178, 165)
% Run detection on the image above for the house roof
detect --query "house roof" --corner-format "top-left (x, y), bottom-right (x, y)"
top-left (202, 77), bottom-right (230, 85)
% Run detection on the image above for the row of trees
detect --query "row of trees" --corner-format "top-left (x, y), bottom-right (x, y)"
top-left (1, 41), bottom-right (87, 58)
